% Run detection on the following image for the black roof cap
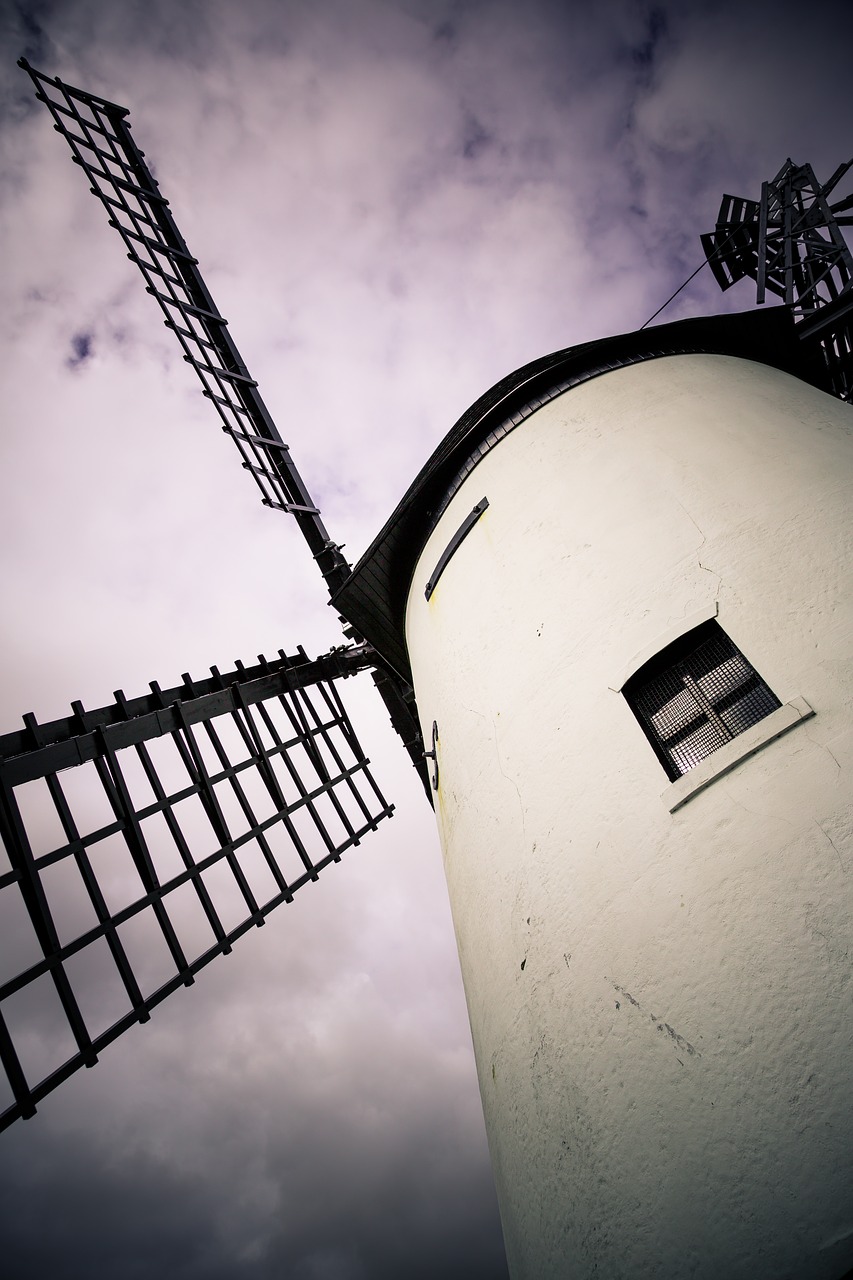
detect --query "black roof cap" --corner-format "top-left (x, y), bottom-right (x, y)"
top-left (333, 308), bottom-right (830, 682)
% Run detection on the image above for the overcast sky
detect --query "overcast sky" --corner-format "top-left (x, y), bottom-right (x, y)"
top-left (1, 1), bottom-right (852, 1277)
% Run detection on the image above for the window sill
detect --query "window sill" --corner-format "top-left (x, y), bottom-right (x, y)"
top-left (663, 696), bottom-right (815, 813)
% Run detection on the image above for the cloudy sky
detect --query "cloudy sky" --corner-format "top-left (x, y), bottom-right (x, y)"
top-left (0, 0), bottom-right (851, 1276)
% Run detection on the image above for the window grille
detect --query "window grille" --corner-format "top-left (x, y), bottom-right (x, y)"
top-left (623, 621), bottom-right (781, 781)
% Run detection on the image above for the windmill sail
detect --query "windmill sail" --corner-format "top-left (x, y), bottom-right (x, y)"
top-left (0, 648), bottom-right (393, 1132)
top-left (18, 57), bottom-right (350, 594)
top-left (17, 59), bottom-right (430, 788)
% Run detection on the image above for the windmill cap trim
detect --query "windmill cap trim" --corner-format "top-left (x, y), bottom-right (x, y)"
top-left (332, 308), bottom-right (828, 684)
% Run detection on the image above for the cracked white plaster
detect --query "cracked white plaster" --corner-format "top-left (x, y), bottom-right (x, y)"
top-left (404, 353), bottom-right (853, 1280)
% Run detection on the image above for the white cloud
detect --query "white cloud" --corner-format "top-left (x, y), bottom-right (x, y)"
top-left (1, 0), bottom-right (851, 1275)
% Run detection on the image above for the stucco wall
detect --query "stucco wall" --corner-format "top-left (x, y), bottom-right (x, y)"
top-left (404, 354), bottom-right (853, 1280)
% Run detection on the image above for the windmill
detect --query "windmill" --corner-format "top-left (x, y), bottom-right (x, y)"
top-left (4, 60), bottom-right (853, 1280)
top-left (0, 58), bottom-right (427, 1134)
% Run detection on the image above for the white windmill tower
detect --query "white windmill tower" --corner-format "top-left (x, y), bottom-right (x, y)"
top-left (3, 63), bottom-right (852, 1280)
top-left (334, 163), bottom-right (853, 1279)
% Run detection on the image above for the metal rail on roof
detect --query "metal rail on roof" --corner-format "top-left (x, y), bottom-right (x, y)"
top-left (702, 158), bottom-right (853, 401)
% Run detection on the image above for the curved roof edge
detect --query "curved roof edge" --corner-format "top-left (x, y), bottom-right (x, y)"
top-left (333, 308), bottom-right (830, 683)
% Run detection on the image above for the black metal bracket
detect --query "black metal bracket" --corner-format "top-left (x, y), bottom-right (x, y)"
top-left (424, 498), bottom-right (489, 601)
top-left (422, 721), bottom-right (439, 791)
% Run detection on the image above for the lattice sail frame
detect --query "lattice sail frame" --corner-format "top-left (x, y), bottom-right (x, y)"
top-left (17, 58), bottom-right (430, 783)
top-left (0, 650), bottom-right (393, 1132)
top-left (18, 57), bottom-right (351, 594)
top-left (701, 158), bottom-right (853, 402)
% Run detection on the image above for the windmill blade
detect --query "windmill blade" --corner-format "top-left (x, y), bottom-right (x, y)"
top-left (18, 58), bottom-right (432, 790)
top-left (18, 57), bottom-right (350, 596)
top-left (0, 648), bottom-right (393, 1133)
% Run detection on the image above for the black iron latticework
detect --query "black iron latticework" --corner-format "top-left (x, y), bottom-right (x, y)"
top-left (702, 158), bottom-right (853, 401)
top-left (623, 622), bottom-right (781, 782)
top-left (18, 58), bottom-right (350, 595)
top-left (17, 58), bottom-right (429, 787)
top-left (0, 650), bottom-right (393, 1132)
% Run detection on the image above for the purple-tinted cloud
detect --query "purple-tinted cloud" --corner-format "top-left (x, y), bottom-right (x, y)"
top-left (66, 328), bottom-right (93, 368)
top-left (0, 0), bottom-right (851, 1277)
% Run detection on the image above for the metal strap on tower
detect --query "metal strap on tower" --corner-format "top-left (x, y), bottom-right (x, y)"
top-left (18, 58), bottom-right (349, 594)
top-left (0, 650), bottom-right (393, 1132)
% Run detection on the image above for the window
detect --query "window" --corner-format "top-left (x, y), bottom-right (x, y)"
top-left (623, 620), bottom-right (781, 781)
